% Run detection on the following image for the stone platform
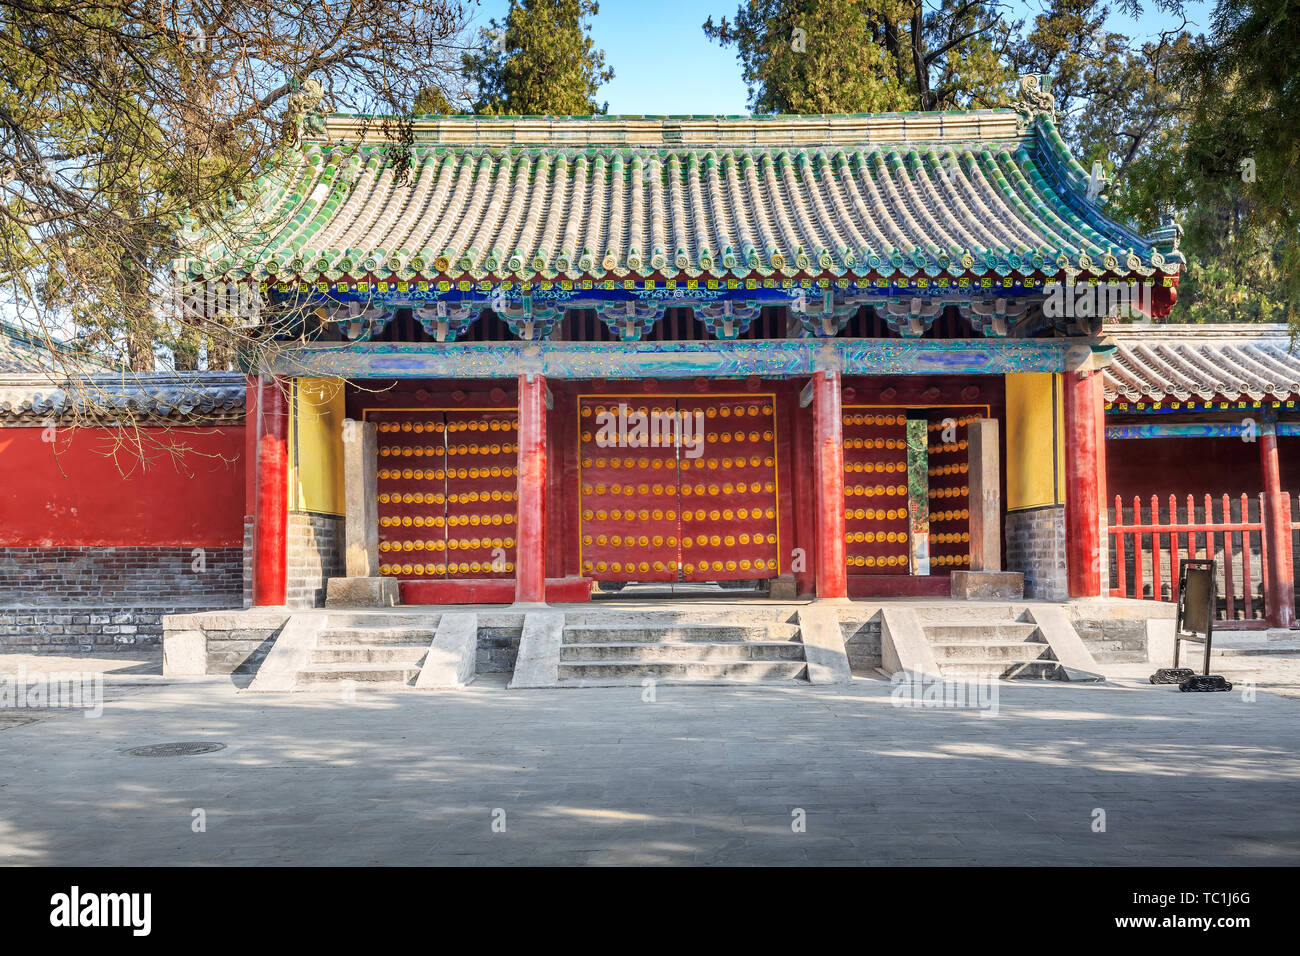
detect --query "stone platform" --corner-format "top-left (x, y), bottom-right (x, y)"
top-left (161, 596), bottom-right (1177, 691)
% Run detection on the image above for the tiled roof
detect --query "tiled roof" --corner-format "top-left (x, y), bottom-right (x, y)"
top-left (0, 323), bottom-right (106, 374)
top-left (0, 338), bottom-right (53, 374)
top-left (0, 372), bottom-right (246, 424)
top-left (183, 109), bottom-right (1182, 286)
top-left (1103, 324), bottom-right (1300, 403)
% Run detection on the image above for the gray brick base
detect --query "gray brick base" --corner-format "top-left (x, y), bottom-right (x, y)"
top-left (1071, 617), bottom-right (1148, 663)
top-left (476, 624), bottom-right (522, 673)
top-left (1005, 506), bottom-right (1067, 601)
top-left (840, 616), bottom-right (883, 671)
top-left (0, 606), bottom-right (221, 654)
top-left (0, 546), bottom-right (241, 606)
top-left (242, 516), bottom-right (254, 609)
top-left (285, 512), bottom-right (343, 609)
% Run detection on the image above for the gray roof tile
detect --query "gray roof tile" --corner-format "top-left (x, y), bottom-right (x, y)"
top-left (1103, 324), bottom-right (1300, 403)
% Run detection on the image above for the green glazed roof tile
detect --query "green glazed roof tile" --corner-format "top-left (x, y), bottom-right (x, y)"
top-left (189, 111), bottom-right (1182, 282)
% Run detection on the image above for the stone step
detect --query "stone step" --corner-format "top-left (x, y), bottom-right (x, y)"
top-left (930, 641), bottom-right (1053, 662)
top-left (545, 677), bottom-right (811, 688)
top-left (209, 639), bottom-right (276, 654)
top-left (326, 613), bottom-right (440, 629)
top-left (938, 659), bottom-right (1063, 680)
top-left (557, 659), bottom-right (808, 681)
top-left (1082, 638), bottom-right (1148, 654)
top-left (558, 641), bottom-right (805, 662)
top-left (317, 627), bottom-right (436, 646)
top-left (1206, 642), bottom-right (1300, 657)
top-left (909, 604), bottom-right (1027, 624)
top-left (922, 623), bottom-right (1040, 643)
top-left (292, 680), bottom-right (416, 693)
top-left (294, 663), bottom-right (421, 684)
top-left (561, 623), bottom-right (799, 644)
top-left (308, 645), bottom-right (428, 665)
top-left (562, 610), bottom-right (795, 628)
top-left (1090, 650), bottom-right (1147, 664)
top-left (478, 626), bottom-right (523, 639)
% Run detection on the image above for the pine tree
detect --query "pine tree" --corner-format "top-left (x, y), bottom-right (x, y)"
top-left (702, 0), bottom-right (1017, 114)
top-left (1048, 0), bottom-right (1297, 324)
top-left (1174, 0), bottom-right (1299, 322)
top-left (464, 0), bottom-right (614, 115)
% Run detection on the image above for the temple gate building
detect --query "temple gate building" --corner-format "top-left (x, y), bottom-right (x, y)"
top-left (179, 79), bottom-right (1184, 616)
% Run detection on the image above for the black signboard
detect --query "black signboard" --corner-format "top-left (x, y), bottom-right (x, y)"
top-left (1174, 559), bottom-right (1216, 676)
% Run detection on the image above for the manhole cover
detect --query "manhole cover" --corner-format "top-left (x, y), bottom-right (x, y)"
top-left (123, 742), bottom-right (227, 757)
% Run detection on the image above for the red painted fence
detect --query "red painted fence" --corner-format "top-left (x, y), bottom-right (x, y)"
top-left (1107, 493), bottom-right (1283, 627)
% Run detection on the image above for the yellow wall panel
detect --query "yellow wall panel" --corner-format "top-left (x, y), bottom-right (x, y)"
top-left (290, 378), bottom-right (345, 516)
top-left (1005, 372), bottom-right (1062, 511)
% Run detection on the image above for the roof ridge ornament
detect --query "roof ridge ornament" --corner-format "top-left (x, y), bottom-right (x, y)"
top-left (1157, 213), bottom-right (1184, 255)
top-left (285, 77), bottom-right (327, 148)
top-left (1014, 74), bottom-right (1057, 134)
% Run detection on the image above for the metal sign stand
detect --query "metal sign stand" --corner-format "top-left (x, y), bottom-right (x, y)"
top-left (1150, 559), bottom-right (1233, 691)
top-left (1154, 561), bottom-right (1232, 697)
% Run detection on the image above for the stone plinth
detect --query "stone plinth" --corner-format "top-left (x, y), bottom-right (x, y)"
top-left (162, 629), bottom-right (207, 676)
top-left (950, 570), bottom-right (1024, 600)
top-left (967, 418), bottom-right (1001, 571)
top-left (767, 574), bottom-right (797, 600)
top-left (342, 419), bottom-right (379, 578)
top-left (325, 576), bottom-right (399, 607)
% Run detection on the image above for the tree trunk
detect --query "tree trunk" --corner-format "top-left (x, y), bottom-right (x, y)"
top-left (884, 17), bottom-right (904, 84)
top-left (911, 6), bottom-right (931, 110)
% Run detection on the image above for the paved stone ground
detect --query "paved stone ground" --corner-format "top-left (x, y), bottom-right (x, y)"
top-left (2, 651), bottom-right (1298, 866)
top-left (1108, 655), bottom-right (1300, 700)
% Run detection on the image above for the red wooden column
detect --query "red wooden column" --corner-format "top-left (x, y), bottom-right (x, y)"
top-left (790, 389), bottom-right (818, 596)
top-left (812, 369), bottom-right (848, 599)
top-left (1094, 373), bottom-right (1109, 594)
top-left (251, 375), bottom-right (289, 606)
top-left (1260, 415), bottom-right (1295, 627)
top-left (244, 375), bottom-right (259, 535)
top-left (515, 373), bottom-right (548, 604)
top-left (1064, 370), bottom-right (1103, 598)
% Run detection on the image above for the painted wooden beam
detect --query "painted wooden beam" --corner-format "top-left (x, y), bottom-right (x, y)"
top-left (266, 339), bottom-right (1072, 380)
top-left (1105, 422), bottom-right (1258, 439)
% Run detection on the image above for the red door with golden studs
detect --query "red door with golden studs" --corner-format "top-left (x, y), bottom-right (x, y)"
top-left (841, 408), bottom-right (911, 574)
top-left (578, 395), bottom-right (781, 583)
top-left (370, 409), bottom-right (519, 581)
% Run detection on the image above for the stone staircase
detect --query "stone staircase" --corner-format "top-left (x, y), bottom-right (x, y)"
top-left (293, 613), bottom-right (440, 691)
top-left (244, 602), bottom-right (1102, 691)
top-left (553, 609), bottom-right (810, 685)
top-left (905, 605), bottom-right (1091, 681)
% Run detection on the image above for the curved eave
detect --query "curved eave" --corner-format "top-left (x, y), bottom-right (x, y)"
top-left (1031, 115), bottom-right (1185, 268)
top-left (1103, 325), bottom-right (1300, 405)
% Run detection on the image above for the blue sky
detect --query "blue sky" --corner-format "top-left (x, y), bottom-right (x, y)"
top-left (468, 0), bottom-right (1217, 114)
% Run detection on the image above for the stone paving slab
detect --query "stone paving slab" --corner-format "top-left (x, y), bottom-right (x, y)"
top-left (0, 652), bottom-right (161, 677)
top-left (1, 665), bottom-right (1298, 866)
top-left (1106, 656), bottom-right (1300, 699)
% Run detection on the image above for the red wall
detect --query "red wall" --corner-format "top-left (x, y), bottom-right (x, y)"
top-left (1106, 436), bottom-right (1300, 506)
top-left (0, 426), bottom-right (246, 547)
